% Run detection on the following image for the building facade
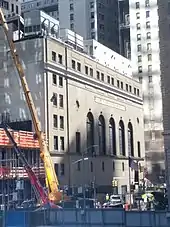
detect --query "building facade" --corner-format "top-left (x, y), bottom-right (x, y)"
top-left (129, 0), bottom-right (164, 183)
top-left (21, 0), bottom-right (120, 53)
top-left (1, 0), bottom-right (22, 16)
top-left (0, 13), bottom-right (144, 194)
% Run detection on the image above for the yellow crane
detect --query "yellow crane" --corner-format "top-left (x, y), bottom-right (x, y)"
top-left (0, 8), bottom-right (64, 203)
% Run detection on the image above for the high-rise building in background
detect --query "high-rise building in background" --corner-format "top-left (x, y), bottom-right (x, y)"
top-left (129, 0), bottom-right (164, 183)
top-left (21, 0), bottom-right (120, 53)
top-left (0, 0), bottom-right (22, 16)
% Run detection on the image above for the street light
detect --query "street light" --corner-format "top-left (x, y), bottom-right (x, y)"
top-left (72, 158), bottom-right (89, 165)
top-left (82, 145), bottom-right (98, 209)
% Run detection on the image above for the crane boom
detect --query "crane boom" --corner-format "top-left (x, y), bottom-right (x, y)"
top-left (0, 8), bottom-right (61, 202)
top-left (3, 124), bottom-right (50, 206)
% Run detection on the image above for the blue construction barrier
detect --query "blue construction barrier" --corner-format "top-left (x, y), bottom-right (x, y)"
top-left (4, 209), bottom-right (170, 227)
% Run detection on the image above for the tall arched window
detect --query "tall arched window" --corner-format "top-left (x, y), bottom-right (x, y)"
top-left (119, 120), bottom-right (125, 156)
top-left (128, 122), bottom-right (134, 156)
top-left (109, 118), bottom-right (116, 155)
top-left (86, 112), bottom-right (94, 152)
top-left (98, 115), bottom-right (106, 155)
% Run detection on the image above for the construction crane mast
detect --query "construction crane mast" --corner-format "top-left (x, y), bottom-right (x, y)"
top-left (0, 8), bottom-right (62, 203)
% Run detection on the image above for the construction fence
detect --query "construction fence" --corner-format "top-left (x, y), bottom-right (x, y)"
top-left (3, 208), bottom-right (170, 227)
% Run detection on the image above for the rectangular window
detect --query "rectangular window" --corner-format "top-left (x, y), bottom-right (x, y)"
top-left (136, 2), bottom-right (140, 9)
top-left (137, 141), bottom-right (141, 157)
top-left (102, 161), bottom-right (105, 172)
top-left (85, 66), bottom-right (88, 75)
top-left (126, 84), bottom-right (128, 91)
top-left (77, 162), bottom-right (81, 171)
top-left (52, 51), bottom-right (56, 61)
top-left (138, 55), bottom-right (142, 62)
top-left (52, 74), bottom-right (57, 85)
top-left (129, 85), bottom-right (132, 92)
top-left (136, 23), bottom-right (141, 30)
top-left (70, 13), bottom-right (74, 20)
top-left (70, 23), bottom-right (74, 31)
top-left (72, 60), bottom-right (75, 69)
top-left (60, 137), bottom-right (64, 151)
top-left (16, 5), bottom-right (18, 14)
top-left (54, 163), bottom-right (58, 175)
top-left (59, 94), bottom-right (64, 108)
top-left (107, 76), bottom-right (110, 83)
top-left (90, 68), bottom-right (93, 77)
top-left (137, 34), bottom-right (141, 41)
top-left (77, 62), bottom-right (81, 71)
top-left (59, 76), bottom-right (63, 87)
top-left (147, 43), bottom-right (151, 51)
top-left (90, 2), bottom-right (94, 8)
top-left (138, 66), bottom-right (142, 73)
top-left (146, 21), bottom-right (150, 29)
top-left (91, 22), bottom-right (94, 29)
top-left (11, 3), bottom-right (14, 12)
top-left (145, 0), bottom-right (150, 7)
top-left (70, 3), bottom-right (74, 10)
top-left (148, 65), bottom-right (152, 72)
top-left (148, 54), bottom-right (152, 61)
top-left (137, 44), bottom-right (141, 52)
top-left (149, 75), bottom-right (152, 83)
top-left (101, 73), bottom-right (104, 81)
top-left (60, 116), bottom-right (64, 129)
top-left (53, 114), bottom-right (58, 128)
top-left (96, 71), bottom-right (100, 79)
top-left (137, 89), bottom-right (140, 96)
top-left (60, 163), bottom-right (65, 175)
top-left (58, 54), bottom-right (63, 64)
top-left (134, 87), bottom-right (137, 95)
top-left (121, 82), bottom-right (123, 89)
top-left (117, 80), bottom-right (120, 88)
top-left (54, 136), bottom-right (58, 150)
top-left (111, 78), bottom-right (114, 85)
top-left (136, 12), bottom-right (140, 19)
top-left (52, 93), bottom-right (57, 106)
top-left (146, 10), bottom-right (150, 18)
top-left (76, 132), bottom-right (81, 153)
top-left (91, 12), bottom-right (94, 19)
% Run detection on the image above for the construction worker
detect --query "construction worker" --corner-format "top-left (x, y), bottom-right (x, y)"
top-left (106, 193), bottom-right (110, 202)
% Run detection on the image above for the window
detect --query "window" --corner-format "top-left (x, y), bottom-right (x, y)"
top-left (137, 141), bottom-right (141, 157)
top-left (121, 82), bottom-right (123, 89)
top-left (86, 112), bottom-right (94, 153)
top-left (139, 77), bottom-right (142, 83)
top-left (90, 161), bottom-right (93, 172)
top-left (137, 44), bottom-right (141, 52)
top-left (70, 23), bottom-right (74, 31)
top-left (146, 21), bottom-right (150, 29)
top-left (138, 55), bottom-right (142, 62)
top-left (102, 161), bottom-right (105, 171)
top-left (76, 132), bottom-right (81, 153)
top-left (148, 54), bottom-right (152, 61)
top-left (52, 51), bottom-right (56, 61)
top-left (60, 163), bottom-right (65, 175)
top-left (145, 0), bottom-right (150, 7)
top-left (53, 114), bottom-right (58, 128)
top-left (136, 2), bottom-right (140, 9)
top-left (136, 23), bottom-right (141, 30)
top-left (91, 12), bottom-right (94, 19)
top-left (126, 84), bottom-right (128, 91)
top-left (148, 65), bottom-right (152, 72)
top-left (134, 87), bottom-right (136, 94)
top-left (59, 76), bottom-right (63, 87)
top-left (91, 22), bottom-right (94, 29)
top-left (98, 115), bottom-right (106, 155)
top-left (60, 137), bottom-right (64, 151)
top-left (72, 60), bottom-right (75, 69)
top-left (119, 120), bottom-right (125, 156)
top-left (54, 136), bottom-right (58, 150)
top-left (52, 93), bottom-right (57, 106)
top-left (59, 94), bottom-right (63, 108)
top-left (122, 162), bottom-right (125, 171)
top-left (117, 80), bottom-right (120, 88)
top-left (146, 32), bottom-right (151, 39)
top-left (58, 54), bottom-right (62, 64)
top-left (136, 12), bottom-right (140, 19)
top-left (96, 71), bottom-right (100, 79)
top-left (147, 43), bottom-right (151, 51)
top-left (111, 78), bottom-right (114, 85)
top-left (146, 10), bottom-right (150, 18)
top-left (91, 32), bottom-right (95, 39)
top-left (90, 68), bottom-right (93, 77)
top-left (60, 116), bottom-right (64, 129)
top-left (149, 75), bottom-right (152, 83)
top-left (138, 66), bottom-right (142, 73)
top-left (128, 122), bottom-right (134, 157)
top-left (137, 89), bottom-right (140, 96)
top-left (77, 62), bottom-right (81, 71)
top-left (112, 161), bottom-right (115, 171)
top-left (70, 3), bottom-right (74, 10)
top-left (85, 66), bottom-right (88, 75)
top-left (109, 118), bottom-right (116, 155)
top-left (137, 34), bottom-right (141, 41)
top-left (53, 74), bottom-right (57, 85)
top-left (11, 3), bottom-right (14, 12)
top-left (107, 76), bottom-right (110, 83)
top-left (16, 5), bottom-right (18, 14)
top-left (70, 13), bottom-right (74, 20)
top-left (90, 2), bottom-right (94, 8)
top-left (54, 163), bottom-right (58, 175)
top-left (129, 85), bottom-right (132, 92)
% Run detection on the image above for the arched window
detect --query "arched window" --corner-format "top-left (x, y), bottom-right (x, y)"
top-left (128, 122), bottom-right (134, 156)
top-left (86, 112), bottom-right (94, 152)
top-left (98, 115), bottom-right (106, 155)
top-left (119, 120), bottom-right (125, 156)
top-left (109, 118), bottom-right (116, 155)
